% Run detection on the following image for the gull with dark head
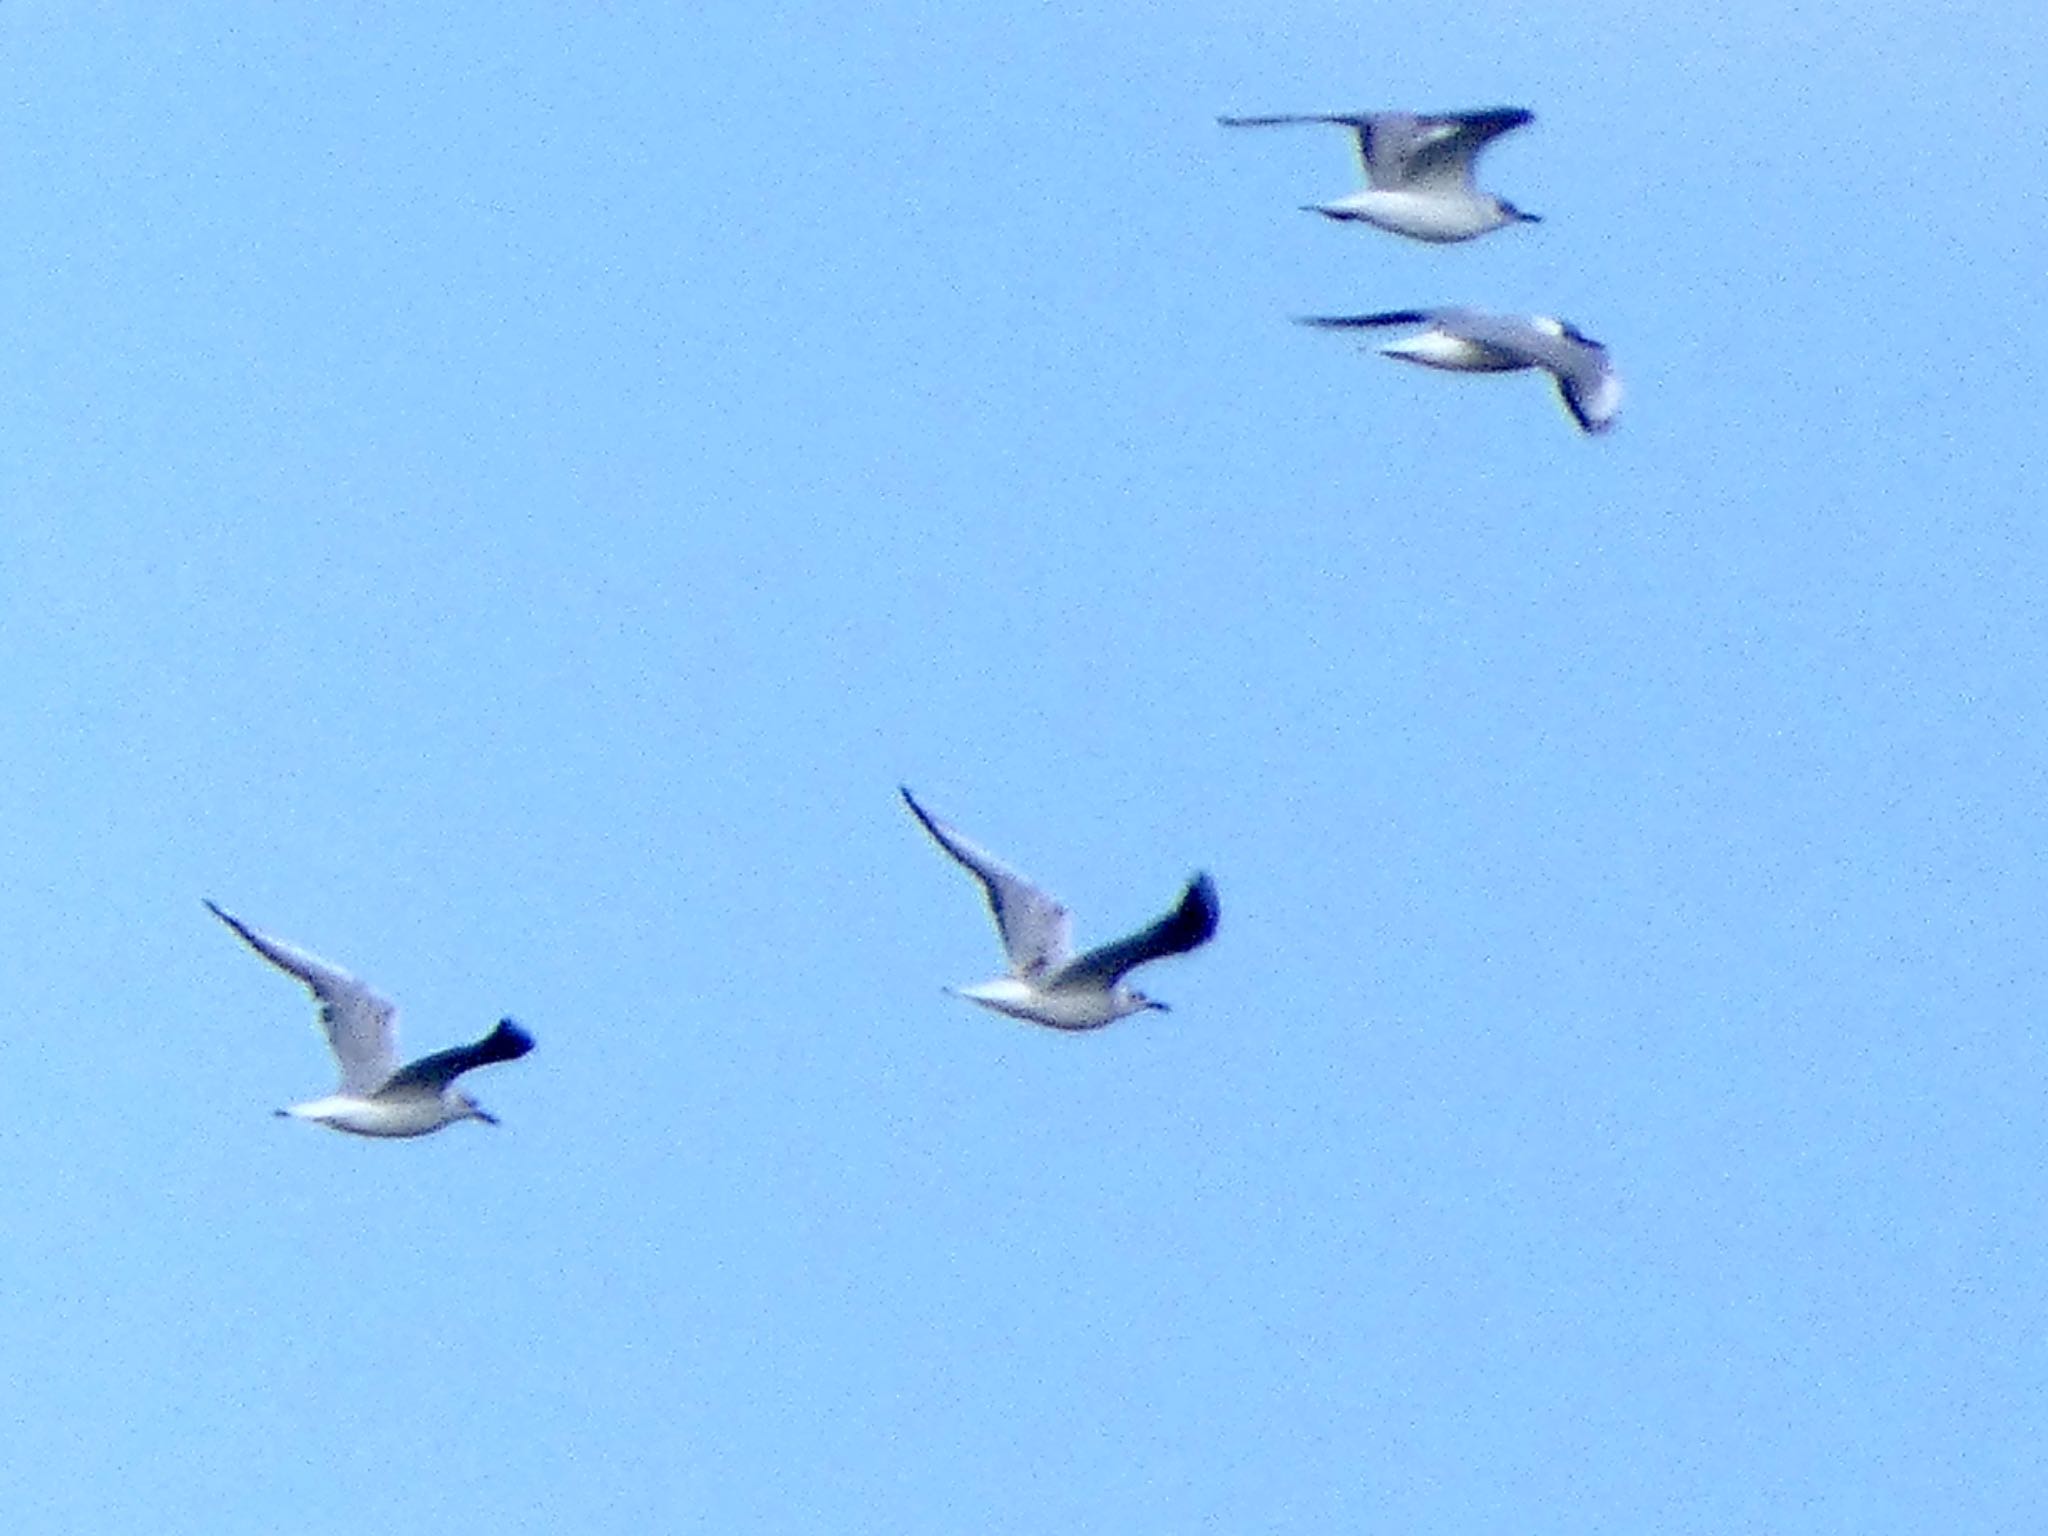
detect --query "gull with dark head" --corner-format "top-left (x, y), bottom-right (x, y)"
top-left (1219, 107), bottom-right (1539, 243)
top-left (1299, 307), bottom-right (1623, 434)
top-left (901, 787), bottom-right (1218, 1030)
top-left (206, 900), bottom-right (534, 1137)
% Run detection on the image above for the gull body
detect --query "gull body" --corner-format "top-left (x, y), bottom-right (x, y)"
top-left (205, 900), bottom-right (534, 1137)
top-left (1299, 307), bottom-right (1623, 434)
top-left (901, 787), bottom-right (1219, 1030)
top-left (1219, 107), bottom-right (1538, 243)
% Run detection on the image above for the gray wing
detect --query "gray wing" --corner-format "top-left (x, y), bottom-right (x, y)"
top-left (1397, 108), bottom-right (1534, 190)
top-left (1534, 322), bottom-right (1622, 433)
top-left (1218, 112), bottom-right (1364, 128)
top-left (1052, 873), bottom-right (1219, 990)
top-left (900, 788), bottom-right (1072, 977)
top-left (384, 1019), bottom-right (534, 1096)
top-left (1297, 308), bottom-right (1518, 360)
top-left (1299, 308), bottom-right (1533, 369)
top-left (205, 900), bottom-right (399, 1094)
top-left (1296, 308), bottom-right (1444, 332)
top-left (1444, 313), bottom-right (1621, 430)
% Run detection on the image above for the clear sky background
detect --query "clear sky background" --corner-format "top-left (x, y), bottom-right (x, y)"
top-left (4, 3), bottom-right (2045, 1531)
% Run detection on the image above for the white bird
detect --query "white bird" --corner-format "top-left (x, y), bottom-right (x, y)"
top-left (901, 788), bottom-right (1219, 1030)
top-left (1298, 307), bottom-right (1623, 434)
top-left (206, 900), bottom-right (534, 1137)
top-left (1219, 107), bottom-right (1539, 243)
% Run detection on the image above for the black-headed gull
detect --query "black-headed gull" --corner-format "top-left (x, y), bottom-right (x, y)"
top-left (1298, 307), bottom-right (1623, 434)
top-left (1220, 107), bottom-right (1539, 243)
top-left (206, 900), bottom-right (534, 1137)
top-left (901, 788), bottom-right (1218, 1030)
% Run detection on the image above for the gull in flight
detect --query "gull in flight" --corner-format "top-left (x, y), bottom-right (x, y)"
top-left (901, 787), bottom-right (1219, 1030)
top-left (1298, 307), bottom-right (1623, 434)
top-left (1219, 107), bottom-right (1539, 243)
top-left (206, 900), bottom-right (534, 1137)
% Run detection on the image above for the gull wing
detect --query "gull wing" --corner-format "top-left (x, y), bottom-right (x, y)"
top-left (1514, 318), bottom-right (1622, 434)
top-left (383, 1019), bottom-right (534, 1096)
top-left (1296, 309), bottom-right (1441, 331)
top-left (1449, 314), bottom-right (1622, 433)
top-left (1297, 310), bottom-right (1529, 371)
top-left (1398, 108), bottom-right (1534, 190)
top-left (205, 900), bottom-right (399, 1094)
top-left (1217, 112), bottom-right (1355, 129)
top-left (901, 788), bottom-right (1072, 978)
top-left (1553, 355), bottom-right (1622, 433)
top-left (1052, 873), bottom-right (1219, 990)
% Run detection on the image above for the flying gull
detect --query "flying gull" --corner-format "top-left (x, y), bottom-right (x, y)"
top-left (1298, 307), bottom-right (1623, 434)
top-left (901, 787), bottom-right (1218, 1030)
top-left (206, 900), bottom-right (534, 1137)
top-left (1219, 107), bottom-right (1539, 243)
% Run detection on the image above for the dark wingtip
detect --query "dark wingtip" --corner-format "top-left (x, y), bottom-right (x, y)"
top-left (1466, 106), bottom-right (1536, 132)
top-left (1297, 311), bottom-right (1427, 331)
top-left (900, 785), bottom-right (942, 838)
top-left (1181, 872), bottom-right (1221, 947)
top-left (272, 1108), bottom-right (289, 1118)
top-left (488, 1018), bottom-right (537, 1060)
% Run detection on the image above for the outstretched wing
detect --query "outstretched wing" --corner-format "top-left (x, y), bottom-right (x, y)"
top-left (205, 900), bottom-right (399, 1094)
top-left (1399, 108), bottom-right (1534, 190)
top-left (901, 788), bottom-right (1072, 977)
top-left (1502, 317), bottom-right (1621, 434)
top-left (1552, 351), bottom-right (1623, 433)
top-left (1052, 873), bottom-right (1219, 990)
top-left (1296, 309), bottom-right (1439, 332)
top-left (383, 1019), bottom-right (534, 1095)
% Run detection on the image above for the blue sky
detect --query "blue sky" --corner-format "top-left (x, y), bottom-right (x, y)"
top-left (4, 3), bottom-right (2046, 1531)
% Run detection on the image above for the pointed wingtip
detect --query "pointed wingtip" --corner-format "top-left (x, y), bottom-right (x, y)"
top-left (489, 1018), bottom-right (537, 1060)
top-left (1185, 872), bottom-right (1221, 942)
top-left (1297, 311), bottom-right (1427, 332)
top-left (900, 785), bottom-right (944, 840)
top-left (203, 899), bottom-right (254, 943)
